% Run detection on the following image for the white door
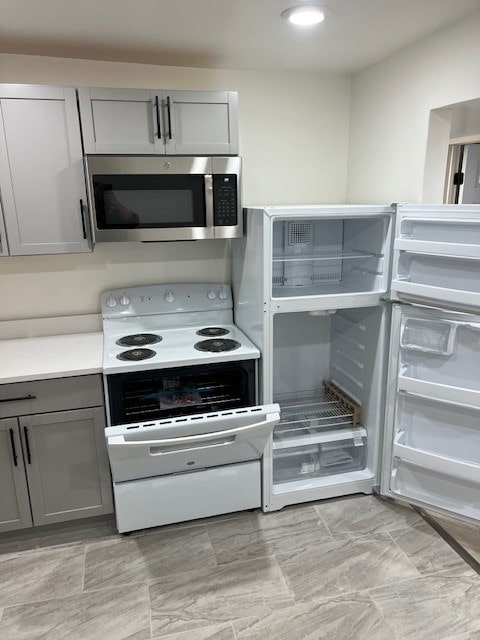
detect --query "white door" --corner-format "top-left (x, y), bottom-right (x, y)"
top-left (381, 303), bottom-right (480, 523)
top-left (460, 143), bottom-right (480, 204)
top-left (391, 203), bottom-right (480, 312)
top-left (106, 404), bottom-right (280, 482)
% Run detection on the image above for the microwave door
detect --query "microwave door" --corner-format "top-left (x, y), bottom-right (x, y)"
top-left (90, 173), bottom-right (214, 242)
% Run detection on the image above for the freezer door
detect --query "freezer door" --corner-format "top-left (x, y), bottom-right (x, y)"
top-left (390, 204), bottom-right (480, 313)
top-left (381, 304), bottom-right (480, 522)
top-left (106, 404), bottom-right (280, 482)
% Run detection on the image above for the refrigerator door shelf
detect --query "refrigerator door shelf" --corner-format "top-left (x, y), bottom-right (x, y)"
top-left (382, 302), bottom-right (480, 523)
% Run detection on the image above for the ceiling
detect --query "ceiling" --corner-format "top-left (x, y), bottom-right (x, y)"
top-left (1, 0), bottom-right (480, 74)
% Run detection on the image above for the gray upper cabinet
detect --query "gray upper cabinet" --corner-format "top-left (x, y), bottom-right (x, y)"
top-left (0, 84), bottom-right (90, 256)
top-left (78, 87), bottom-right (239, 156)
top-left (0, 419), bottom-right (33, 533)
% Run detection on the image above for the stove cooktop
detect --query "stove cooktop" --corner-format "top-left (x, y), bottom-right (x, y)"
top-left (103, 321), bottom-right (259, 374)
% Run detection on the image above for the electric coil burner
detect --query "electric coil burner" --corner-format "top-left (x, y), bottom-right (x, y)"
top-left (116, 333), bottom-right (162, 347)
top-left (117, 348), bottom-right (156, 361)
top-left (194, 338), bottom-right (241, 352)
top-left (196, 327), bottom-right (230, 337)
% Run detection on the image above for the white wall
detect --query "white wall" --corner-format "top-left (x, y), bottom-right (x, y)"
top-left (347, 12), bottom-right (480, 204)
top-left (0, 54), bottom-right (350, 320)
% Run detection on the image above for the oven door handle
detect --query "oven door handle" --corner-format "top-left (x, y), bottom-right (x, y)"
top-left (107, 412), bottom-right (280, 448)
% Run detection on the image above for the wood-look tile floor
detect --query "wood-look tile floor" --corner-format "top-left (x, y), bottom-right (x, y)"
top-left (0, 495), bottom-right (479, 640)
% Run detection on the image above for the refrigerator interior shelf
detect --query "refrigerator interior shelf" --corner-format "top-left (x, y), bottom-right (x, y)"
top-left (273, 426), bottom-right (367, 450)
top-left (272, 250), bottom-right (379, 263)
top-left (274, 381), bottom-right (362, 439)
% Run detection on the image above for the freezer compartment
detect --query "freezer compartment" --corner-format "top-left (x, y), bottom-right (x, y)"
top-left (392, 252), bottom-right (480, 310)
top-left (273, 430), bottom-right (367, 484)
top-left (271, 217), bottom-right (389, 299)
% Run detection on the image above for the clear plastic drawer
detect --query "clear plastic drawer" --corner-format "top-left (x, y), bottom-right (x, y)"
top-left (273, 433), bottom-right (367, 484)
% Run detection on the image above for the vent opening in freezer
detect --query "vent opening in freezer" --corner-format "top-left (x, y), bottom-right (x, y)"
top-left (271, 217), bottom-right (388, 299)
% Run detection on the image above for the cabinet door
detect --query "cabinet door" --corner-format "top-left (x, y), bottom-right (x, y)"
top-left (0, 84), bottom-right (89, 255)
top-left (0, 418), bottom-right (33, 533)
top-left (20, 407), bottom-right (113, 526)
top-left (163, 90), bottom-right (239, 155)
top-left (0, 193), bottom-right (8, 256)
top-left (78, 87), bottom-right (162, 154)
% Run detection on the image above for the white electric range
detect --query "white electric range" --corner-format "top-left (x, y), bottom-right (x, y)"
top-left (100, 283), bottom-right (280, 533)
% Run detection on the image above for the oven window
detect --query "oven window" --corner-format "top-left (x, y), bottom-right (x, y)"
top-left (93, 174), bottom-right (206, 229)
top-left (107, 362), bottom-right (256, 426)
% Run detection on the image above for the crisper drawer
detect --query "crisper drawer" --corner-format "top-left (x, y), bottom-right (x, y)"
top-left (273, 429), bottom-right (367, 484)
top-left (0, 374), bottom-right (103, 418)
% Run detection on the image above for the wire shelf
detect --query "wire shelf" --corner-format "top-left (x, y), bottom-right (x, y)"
top-left (274, 383), bottom-right (362, 440)
top-left (272, 250), bottom-right (379, 263)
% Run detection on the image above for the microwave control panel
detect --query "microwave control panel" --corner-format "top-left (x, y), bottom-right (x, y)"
top-left (213, 175), bottom-right (238, 226)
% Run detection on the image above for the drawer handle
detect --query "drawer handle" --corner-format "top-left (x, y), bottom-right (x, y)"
top-left (23, 426), bottom-right (32, 464)
top-left (0, 394), bottom-right (36, 403)
top-left (155, 95), bottom-right (162, 139)
top-left (9, 428), bottom-right (18, 467)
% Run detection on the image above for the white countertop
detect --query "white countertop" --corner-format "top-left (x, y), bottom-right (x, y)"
top-left (0, 332), bottom-right (103, 384)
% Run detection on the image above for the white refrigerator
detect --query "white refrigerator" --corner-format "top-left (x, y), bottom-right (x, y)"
top-left (232, 203), bottom-right (480, 523)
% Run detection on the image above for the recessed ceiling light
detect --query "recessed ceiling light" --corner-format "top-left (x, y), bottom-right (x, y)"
top-left (281, 5), bottom-right (326, 26)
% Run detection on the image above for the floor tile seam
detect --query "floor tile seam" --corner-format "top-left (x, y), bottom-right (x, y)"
top-left (267, 551), bottom-right (296, 602)
top-left (384, 529), bottom-right (425, 577)
top-left (83, 578), bottom-right (150, 594)
top-left (312, 505), bottom-right (335, 540)
top-left (203, 521), bottom-right (222, 568)
top-left (363, 585), bottom-right (398, 636)
top-left (81, 544), bottom-right (87, 592)
top-left (150, 551), bottom-right (284, 587)
top-left (230, 620), bottom-right (238, 640)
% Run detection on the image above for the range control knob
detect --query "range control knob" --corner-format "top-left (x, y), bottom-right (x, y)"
top-left (218, 289), bottom-right (228, 300)
top-left (106, 296), bottom-right (117, 308)
top-left (207, 289), bottom-right (217, 301)
top-left (119, 295), bottom-right (130, 307)
top-left (164, 290), bottom-right (175, 303)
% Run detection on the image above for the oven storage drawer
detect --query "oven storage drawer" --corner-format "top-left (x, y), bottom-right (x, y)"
top-left (113, 460), bottom-right (260, 533)
top-left (106, 404), bottom-right (280, 482)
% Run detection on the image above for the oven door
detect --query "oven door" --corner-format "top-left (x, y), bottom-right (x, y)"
top-left (105, 360), bottom-right (256, 427)
top-left (85, 155), bottom-right (214, 242)
top-left (106, 404), bottom-right (280, 482)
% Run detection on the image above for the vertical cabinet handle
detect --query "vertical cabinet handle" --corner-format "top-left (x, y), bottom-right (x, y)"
top-left (9, 428), bottom-right (18, 467)
top-left (155, 96), bottom-right (162, 139)
top-left (79, 199), bottom-right (87, 239)
top-left (23, 426), bottom-right (32, 465)
top-left (166, 96), bottom-right (172, 139)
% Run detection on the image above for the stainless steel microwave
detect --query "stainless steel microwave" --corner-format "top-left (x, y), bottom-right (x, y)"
top-left (85, 156), bottom-right (241, 243)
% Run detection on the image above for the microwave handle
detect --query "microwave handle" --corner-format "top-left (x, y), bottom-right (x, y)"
top-left (205, 174), bottom-right (214, 229)
top-left (108, 412), bottom-right (280, 448)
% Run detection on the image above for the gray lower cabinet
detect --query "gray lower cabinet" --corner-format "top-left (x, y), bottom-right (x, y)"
top-left (78, 87), bottom-right (239, 156)
top-left (0, 419), bottom-right (33, 531)
top-left (0, 84), bottom-right (90, 256)
top-left (0, 376), bottom-right (113, 534)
